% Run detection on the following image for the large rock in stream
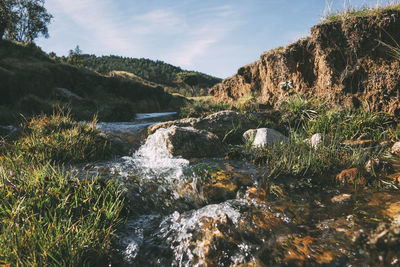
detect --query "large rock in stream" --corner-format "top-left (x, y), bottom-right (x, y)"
top-left (162, 126), bottom-right (224, 158)
top-left (148, 110), bottom-right (260, 144)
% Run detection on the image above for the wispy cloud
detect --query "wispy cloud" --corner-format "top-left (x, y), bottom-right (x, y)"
top-left (41, 0), bottom-right (244, 74)
top-left (161, 4), bottom-right (243, 69)
top-left (53, 0), bottom-right (137, 54)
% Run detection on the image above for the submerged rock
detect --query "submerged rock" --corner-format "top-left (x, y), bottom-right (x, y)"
top-left (336, 168), bottom-right (366, 186)
top-left (331, 193), bottom-right (352, 204)
top-left (164, 126), bottom-right (224, 158)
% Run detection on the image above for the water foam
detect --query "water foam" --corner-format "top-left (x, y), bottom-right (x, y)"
top-left (112, 127), bottom-right (190, 183)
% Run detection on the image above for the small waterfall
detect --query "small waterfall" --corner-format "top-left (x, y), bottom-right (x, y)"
top-left (112, 127), bottom-right (190, 183)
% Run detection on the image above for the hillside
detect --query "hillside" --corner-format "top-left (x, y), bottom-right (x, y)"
top-left (0, 40), bottom-right (179, 124)
top-left (210, 5), bottom-right (400, 116)
top-left (77, 55), bottom-right (222, 96)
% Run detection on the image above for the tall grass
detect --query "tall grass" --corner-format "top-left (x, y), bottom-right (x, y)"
top-left (0, 111), bottom-right (126, 266)
top-left (237, 93), bottom-right (397, 190)
top-left (323, 0), bottom-right (400, 22)
top-left (7, 111), bottom-right (112, 164)
top-left (0, 160), bottom-right (125, 266)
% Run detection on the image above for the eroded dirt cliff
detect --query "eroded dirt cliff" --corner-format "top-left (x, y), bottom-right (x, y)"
top-left (210, 9), bottom-right (400, 115)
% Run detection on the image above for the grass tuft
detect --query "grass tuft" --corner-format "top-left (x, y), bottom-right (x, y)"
top-left (8, 110), bottom-right (112, 164)
top-left (0, 110), bottom-right (125, 265)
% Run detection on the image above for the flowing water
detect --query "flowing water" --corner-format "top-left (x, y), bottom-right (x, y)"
top-left (89, 113), bottom-right (400, 266)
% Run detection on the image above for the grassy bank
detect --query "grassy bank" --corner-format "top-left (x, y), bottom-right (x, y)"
top-left (0, 112), bottom-right (126, 266)
top-left (228, 93), bottom-right (399, 189)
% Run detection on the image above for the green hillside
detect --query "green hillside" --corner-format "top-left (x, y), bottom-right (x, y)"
top-left (67, 54), bottom-right (222, 97)
top-left (0, 40), bottom-right (181, 124)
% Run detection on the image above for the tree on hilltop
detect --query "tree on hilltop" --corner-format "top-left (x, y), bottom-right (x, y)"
top-left (0, 0), bottom-right (16, 39)
top-left (0, 0), bottom-right (52, 43)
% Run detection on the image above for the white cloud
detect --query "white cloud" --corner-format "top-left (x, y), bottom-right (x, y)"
top-left (130, 9), bottom-right (184, 35)
top-left (53, 0), bottom-right (137, 55)
top-left (44, 1), bottom-right (243, 70)
top-left (161, 4), bottom-right (242, 69)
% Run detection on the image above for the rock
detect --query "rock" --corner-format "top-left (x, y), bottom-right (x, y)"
top-left (342, 139), bottom-right (377, 148)
top-left (0, 125), bottom-right (19, 139)
top-left (164, 126), bottom-right (224, 158)
top-left (331, 193), bottom-right (352, 204)
top-left (310, 133), bottom-right (324, 149)
top-left (252, 128), bottom-right (288, 147)
top-left (148, 117), bottom-right (200, 135)
top-left (336, 168), bottom-right (366, 186)
top-left (242, 129), bottom-right (257, 143)
top-left (365, 158), bottom-right (393, 175)
top-left (246, 187), bottom-right (267, 203)
top-left (54, 87), bottom-right (84, 102)
top-left (392, 142), bottom-right (400, 156)
top-left (365, 158), bottom-right (381, 174)
top-left (149, 110), bottom-right (260, 144)
top-left (209, 11), bottom-right (400, 116)
top-left (387, 173), bottom-right (400, 183)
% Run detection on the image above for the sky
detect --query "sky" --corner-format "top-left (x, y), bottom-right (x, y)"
top-left (36, 0), bottom-right (395, 78)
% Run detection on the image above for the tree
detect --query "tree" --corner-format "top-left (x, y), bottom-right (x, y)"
top-left (67, 45), bottom-right (84, 66)
top-left (1, 0), bottom-right (52, 43)
top-left (0, 0), bottom-right (16, 39)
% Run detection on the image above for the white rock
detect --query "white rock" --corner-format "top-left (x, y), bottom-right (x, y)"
top-left (392, 142), bottom-right (400, 156)
top-left (253, 128), bottom-right (287, 147)
top-left (310, 133), bottom-right (323, 149)
top-left (242, 129), bottom-right (257, 142)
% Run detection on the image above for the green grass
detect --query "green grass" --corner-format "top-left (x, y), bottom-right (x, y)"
top-left (306, 109), bottom-right (395, 142)
top-left (0, 111), bottom-right (126, 266)
top-left (0, 160), bottom-right (125, 266)
top-left (233, 93), bottom-right (398, 191)
top-left (179, 97), bottom-right (230, 118)
top-left (6, 111), bottom-right (112, 164)
top-left (324, 2), bottom-right (400, 22)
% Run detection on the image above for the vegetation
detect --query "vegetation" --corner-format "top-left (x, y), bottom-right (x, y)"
top-left (179, 96), bottom-right (230, 118)
top-left (0, 0), bottom-right (52, 42)
top-left (0, 111), bottom-right (126, 266)
top-left (0, 39), bottom-right (175, 124)
top-left (59, 53), bottom-right (222, 97)
top-left (6, 111), bottom-right (112, 164)
top-left (324, 1), bottom-right (400, 22)
top-left (230, 93), bottom-right (399, 188)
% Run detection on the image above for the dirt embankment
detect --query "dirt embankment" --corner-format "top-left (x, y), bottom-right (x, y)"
top-left (210, 10), bottom-right (400, 115)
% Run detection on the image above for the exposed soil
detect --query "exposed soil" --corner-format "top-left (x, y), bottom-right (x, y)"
top-left (210, 10), bottom-right (400, 115)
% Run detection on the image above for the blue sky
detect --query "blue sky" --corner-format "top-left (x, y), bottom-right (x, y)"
top-left (37, 0), bottom-right (394, 78)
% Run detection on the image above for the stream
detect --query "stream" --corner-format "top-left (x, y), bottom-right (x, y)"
top-left (87, 113), bottom-right (400, 266)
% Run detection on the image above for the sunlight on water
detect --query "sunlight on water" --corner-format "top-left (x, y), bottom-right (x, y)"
top-left (111, 127), bottom-right (190, 182)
